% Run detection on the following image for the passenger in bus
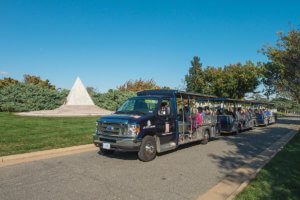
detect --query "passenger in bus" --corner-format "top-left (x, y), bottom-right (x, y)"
top-left (199, 107), bottom-right (205, 116)
top-left (228, 107), bottom-right (235, 118)
top-left (191, 108), bottom-right (198, 130)
top-left (242, 109), bottom-right (247, 127)
top-left (205, 107), bottom-right (210, 115)
top-left (237, 108), bottom-right (244, 127)
top-left (245, 109), bottom-right (250, 124)
top-left (184, 106), bottom-right (190, 122)
top-left (178, 109), bottom-right (183, 121)
top-left (263, 109), bottom-right (270, 116)
top-left (248, 108), bottom-right (253, 116)
top-left (197, 107), bottom-right (203, 126)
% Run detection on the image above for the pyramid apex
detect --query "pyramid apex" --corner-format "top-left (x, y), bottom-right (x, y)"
top-left (66, 77), bottom-right (94, 106)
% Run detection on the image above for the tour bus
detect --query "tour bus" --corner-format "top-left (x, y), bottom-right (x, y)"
top-left (252, 102), bottom-right (277, 126)
top-left (197, 98), bottom-right (255, 134)
top-left (93, 90), bottom-right (218, 162)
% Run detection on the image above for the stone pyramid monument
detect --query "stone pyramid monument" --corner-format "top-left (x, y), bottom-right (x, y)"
top-left (17, 77), bottom-right (113, 117)
top-left (66, 77), bottom-right (94, 106)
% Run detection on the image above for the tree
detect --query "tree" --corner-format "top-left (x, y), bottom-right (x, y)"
top-left (23, 74), bottom-right (55, 90)
top-left (260, 27), bottom-right (300, 103)
top-left (185, 57), bottom-right (261, 99)
top-left (0, 77), bottom-right (18, 89)
top-left (185, 56), bottom-right (206, 93)
top-left (223, 61), bottom-right (261, 99)
top-left (117, 78), bottom-right (158, 92)
top-left (86, 86), bottom-right (97, 94)
top-left (271, 97), bottom-right (300, 113)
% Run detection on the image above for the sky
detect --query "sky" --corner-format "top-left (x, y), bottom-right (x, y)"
top-left (0, 0), bottom-right (299, 92)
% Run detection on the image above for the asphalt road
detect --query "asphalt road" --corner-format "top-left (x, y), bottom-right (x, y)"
top-left (0, 117), bottom-right (299, 200)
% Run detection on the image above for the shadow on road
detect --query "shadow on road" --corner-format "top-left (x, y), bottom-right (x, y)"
top-left (207, 116), bottom-right (299, 180)
top-left (97, 150), bottom-right (138, 160)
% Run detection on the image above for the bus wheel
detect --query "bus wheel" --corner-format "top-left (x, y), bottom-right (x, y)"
top-left (250, 121), bottom-right (254, 130)
top-left (236, 125), bottom-right (241, 134)
top-left (201, 130), bottom-right (209, 145)
top-left (100, 147), bottom-right (115, 154)
top-left (138, 135), bottom-right (157, 162)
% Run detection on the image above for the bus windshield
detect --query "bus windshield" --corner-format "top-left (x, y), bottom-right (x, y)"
top-left (116, 97), bottom-right (159, 115)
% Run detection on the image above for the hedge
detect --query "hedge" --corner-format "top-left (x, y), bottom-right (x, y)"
top-left (0, 83), bottom-right (136, 112)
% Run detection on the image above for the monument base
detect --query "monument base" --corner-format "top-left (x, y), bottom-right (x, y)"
top-left (16, 105), bottom-right (113, 117)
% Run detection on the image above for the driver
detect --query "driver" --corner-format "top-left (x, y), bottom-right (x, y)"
top-left (159, 102), bottom-right (167, 115)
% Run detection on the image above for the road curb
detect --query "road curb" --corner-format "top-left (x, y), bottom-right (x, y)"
top-left (197, 125), bottom-right (299, 200)
top-left (0, 144), bottom-right (98, 167)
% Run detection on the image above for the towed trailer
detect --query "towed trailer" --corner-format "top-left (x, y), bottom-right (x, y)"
top-left (197, 98), bottom-right (255, 134)
top-left (252, 102), bottom-right (277, 126)
top-left (93, 90), bottom-right (217, 162)
top-left (237, 99), bottom-right (256, 131)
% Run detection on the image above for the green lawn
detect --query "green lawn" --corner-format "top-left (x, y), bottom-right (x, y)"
top-left (0, 112), bottom-right (100, 157)
top-left (235, 131), bottom-right (300, 200)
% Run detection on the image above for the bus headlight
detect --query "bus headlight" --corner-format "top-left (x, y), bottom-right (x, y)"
top-left (127, 124), bottom-right (140, 137)
top-left (96, 122), bottom-right (101, 134)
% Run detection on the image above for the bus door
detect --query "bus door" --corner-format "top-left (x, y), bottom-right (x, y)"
top-left (157, 98), bottom-right (176, 145)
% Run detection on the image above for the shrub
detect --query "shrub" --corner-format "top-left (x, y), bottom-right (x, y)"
top-left (0, 83), bottom-right (137, 112)
top-left (91, 90), bottom-right (136, 111)
top-left (0, 83), bottom-right (67, 112)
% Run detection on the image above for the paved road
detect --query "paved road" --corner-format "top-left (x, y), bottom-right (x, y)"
top-left (0, 117), bottom-right (299, 200)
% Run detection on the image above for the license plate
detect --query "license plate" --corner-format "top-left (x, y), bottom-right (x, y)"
top-left (103, 143), bottom-right (110, 149)
top-left (103, 143), bottom-right (110, 150)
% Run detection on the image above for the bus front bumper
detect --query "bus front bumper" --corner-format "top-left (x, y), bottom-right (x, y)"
top-left (93, 134), bottom-right (141, 152)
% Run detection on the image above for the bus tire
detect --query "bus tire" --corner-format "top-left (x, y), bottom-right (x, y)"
top-left (232, 129), bottom-right (237, 135)
top-left (138, 135), bottom-right (157, 162)
top-left (100, 147), bottom-right (115, 154)
top-left (237, 125), bottom-right (241, 134)
top-left (201, 130), bottom-right (209, 144)
top-left (250, 121), bottom-right (254, 130)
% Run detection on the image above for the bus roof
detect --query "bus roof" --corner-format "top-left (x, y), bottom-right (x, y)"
top-left (137, 90), bottom-right (217, 98)
top-left (196, 98), bottom-right (271, 104)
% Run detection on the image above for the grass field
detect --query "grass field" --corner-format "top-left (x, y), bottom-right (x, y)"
top-left (0, 112), bottom-right (100, 157)
top-left (235, 131), bottom-right (300, 200)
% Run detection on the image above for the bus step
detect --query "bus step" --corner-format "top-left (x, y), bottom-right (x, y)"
top-left (159, 142), bottom-right (176, 153)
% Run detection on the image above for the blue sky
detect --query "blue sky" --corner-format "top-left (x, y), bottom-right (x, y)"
top-left (0, 0), bottom-right (299, 92)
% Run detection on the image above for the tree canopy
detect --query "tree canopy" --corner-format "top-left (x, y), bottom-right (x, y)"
top-left (117, 78), bottom-right (158, 92)
top-left (23, 74), bottom-right (56, 90)
top-left (260, 27), bottom-right (300, 103)
top-left (185, 57), bottom-right (261, 99)
top-left (0, 77), bottom-right (18, 89)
